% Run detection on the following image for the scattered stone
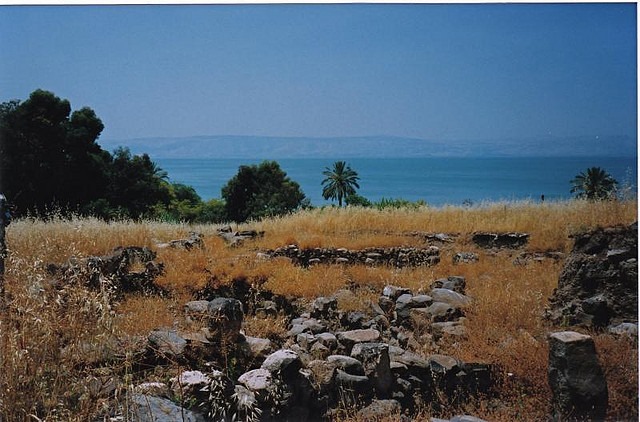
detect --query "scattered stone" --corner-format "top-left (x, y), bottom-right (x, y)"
top-left (378, 296), bottom-right (396, 316)
top-left (307, 359), bottom-right (338, 395)
top-left (327, 355), bottom-right (366, 376)
top-left (383, 285), bottom-right (413, 300)
top-left (336, 328), bottom-right (381, 353)
top-left (390, 350), bottom-right (431, 380)
top-left (254, 300), bottom-right (278, 317)
top-left (548, 331), bottom-right (608, 421)
top-left (261, 349), bottom-right (302, 375)
top-left (356, 399), bottom-right (402, 419)
top-left (134, 382), bottom-right (169, 397)
top-left (310, 341), bottom-right (331, 360)
top-left (238, 368), bottom-right (273, 391)
top-left (431, 276), bottom-right (467, 294)
top-left (183, 300), bottom-right (210, 324)
top-left (411, 302), bottom-right (460, 323)
top-left (130, 394), bottom-right (206, 422)
top-left (433, 320), bottom-right (467, 339)
top-left (410, 294), bottom-right (433, 307)
top-left (430, 288), bottom-right (472, 309)
top-left (163, 232), bottom-right (204, 250)
top-left (344, 311), bottom-right (366, 329)
top-left (453, 252), bottom-right (479, 264)
top-left (239, 335), bottom-right (274, 361)
top-left (147, 328), bottom-right (187, 359)
top-left (607, 322), bottom-right (638, 337)
top-left (311, 296), bottom-right (338, 319)
top-left (513, 251), bottom-right (565, 265)
top-left (395, 293), bottom-right (415, 321)
top-left (450, 416), bottom-right (489, 422)
top-left (315, 332), bottom-right (338, 351)
top-left (217, 228), bottom-right (264, 246)
top-left (170, 371), bottom-right (210, 404)
top-left (335, 369), bottom-right (373, 398)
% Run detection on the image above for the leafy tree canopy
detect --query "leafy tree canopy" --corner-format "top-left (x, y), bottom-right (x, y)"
top-left (222, 160), bottom-right (307, 222)
top-left (0, 89), bottom-right (108, 214)
top-left (0, 90), bottom-right (174, 219)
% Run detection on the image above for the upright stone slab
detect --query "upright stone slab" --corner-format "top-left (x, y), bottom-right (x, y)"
top-left (548, 331), bottom-right (608, 421)
top-left (207, 297), bottom-right (244, 341)
top-left (351, 342), bottom-right (392, 398)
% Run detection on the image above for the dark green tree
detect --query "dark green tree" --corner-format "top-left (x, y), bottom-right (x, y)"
top-left (570, 167), bottom-right (619, 200)
top-left (222, 160), bottom-right (307, 222)
top-left (0, 90), bottom-right (109, 215)
top-left (321, 161), bottom-right (360, 207)
top-left (102, 147), bottom-right (172, 218)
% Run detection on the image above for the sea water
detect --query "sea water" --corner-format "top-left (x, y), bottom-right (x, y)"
top-left (155, 157), bottom-right (637, 207)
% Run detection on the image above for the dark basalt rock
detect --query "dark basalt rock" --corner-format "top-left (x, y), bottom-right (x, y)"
top-left (546, 222), bottom-right (638, 328)
top-left (266, 245), bottom-right (440, 268)
top-left (472, 232), bottom-right (529, 249)
top-left (47, 246), bottom-right (165, 297)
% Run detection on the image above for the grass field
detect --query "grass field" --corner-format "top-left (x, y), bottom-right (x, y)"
top-left (1, 199), bottom-right (637, 421)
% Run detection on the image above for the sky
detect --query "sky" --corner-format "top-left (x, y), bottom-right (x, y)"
top-left (0, 3), bottom-right (637, 143)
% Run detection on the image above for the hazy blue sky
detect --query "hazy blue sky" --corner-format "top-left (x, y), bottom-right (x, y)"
top-left (0, 3), bottom-right (636, 143)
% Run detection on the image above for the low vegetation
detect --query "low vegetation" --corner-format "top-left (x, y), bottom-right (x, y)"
top-left (0, 198), bottom-right (637, 421)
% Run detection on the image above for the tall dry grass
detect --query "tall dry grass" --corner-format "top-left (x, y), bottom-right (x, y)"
top-left (0, 199), bottom-right (636, 421)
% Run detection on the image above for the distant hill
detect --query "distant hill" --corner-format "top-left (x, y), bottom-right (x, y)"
top-left (98, 134), bottom-right (636, 159)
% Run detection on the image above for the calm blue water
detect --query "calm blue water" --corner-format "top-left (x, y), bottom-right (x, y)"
top-left (155, 157), bottom-right (637, 207)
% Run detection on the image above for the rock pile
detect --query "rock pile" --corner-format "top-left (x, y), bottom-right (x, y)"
top-left (265, 244), bottom-right (441, 268)
top-left (126, 275), bottom-right (487, 421)
top-left (46, 246), bottom-right (165, 297)
top-left (472, 232), bottom-right (529, 249)
top-left (156, 231), bottom-right (204, 250)
top-left (217, 226), bottom-right (265, 246)
top-left (546, 222), bottom-right (638, 330)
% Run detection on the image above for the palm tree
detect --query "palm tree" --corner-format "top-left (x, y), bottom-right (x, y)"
top-left (321, 161), bottom-right (360, 207)
top-left (570, 167), bottom-right (618, 200)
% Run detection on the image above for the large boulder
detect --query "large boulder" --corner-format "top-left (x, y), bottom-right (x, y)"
top-left (147, 328), bottom-right (187, 360)
top-left (548, 331), bottom-right (608, 421)
top-left (356, 399), bottom-right (402, 419)
top-left (261, 349), bottom-right (302, 376)
top-left (430, 288), bottom-right (472, 309)
top-left (546, 222), bottom-right (637, 328)
top-left (336, 328), bottom-right (381, 353)
top-left (311, 296), bottom-right (337, 319)
top-left (327, 354), bottom-right (366, 376)
top-left (129, 394), bottom-right (206, 422)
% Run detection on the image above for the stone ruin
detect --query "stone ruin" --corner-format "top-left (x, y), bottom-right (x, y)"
top-left (545, 222), bottom-right (638, 331)
top-left (472, 232), bottom-right (529, 249)
top-left (46, 246), bottom-right (165, 297)
top-left (265, 244), bottom-right (441, 268)
top-left (130, 275), bottom-right (490, 422)
top-left (45, 224), bottom-right (638, 421)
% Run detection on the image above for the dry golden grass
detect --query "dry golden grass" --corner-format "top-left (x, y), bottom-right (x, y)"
top-left (0, 199), bottom-right (637, 421)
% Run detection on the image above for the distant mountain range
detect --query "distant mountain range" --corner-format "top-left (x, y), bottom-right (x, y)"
top-left (98, 134), bottom-right (636, 159)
